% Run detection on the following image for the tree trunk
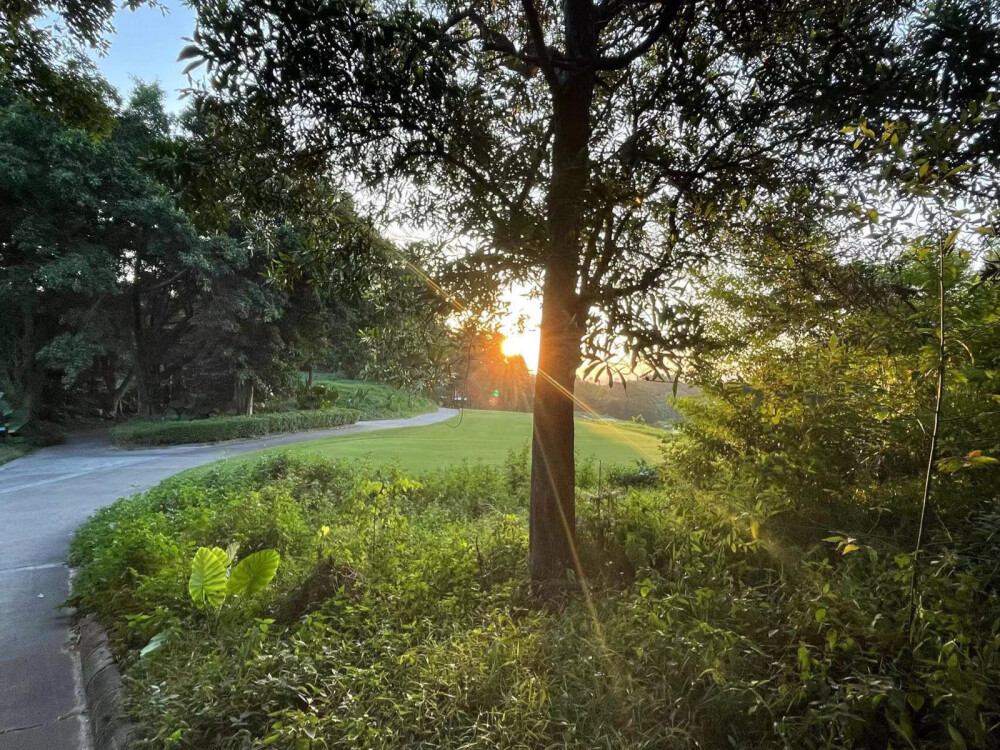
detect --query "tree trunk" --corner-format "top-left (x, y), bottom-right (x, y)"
top-left (132, 286), bottom-right (161, 416)
top-left (529, 257), bottom-right (584, 581)
top-left (111, 370), bottom-right (133, 417)
top-left (528, 0), bottom-right (595, 582)
top-left (307, 364), bottom-right (314, 387)
top-left (235, 377), bottom-right (255, 416)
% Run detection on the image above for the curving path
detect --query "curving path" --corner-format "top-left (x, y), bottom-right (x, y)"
top-left (0, 408), bottom-right (458, 750)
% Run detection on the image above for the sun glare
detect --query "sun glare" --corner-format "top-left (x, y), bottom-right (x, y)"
top-left (501, 330), bottom-right (541, 372)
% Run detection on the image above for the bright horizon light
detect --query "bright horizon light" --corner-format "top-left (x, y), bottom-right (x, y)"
top-left (501, 329), bottom-right (541, 372)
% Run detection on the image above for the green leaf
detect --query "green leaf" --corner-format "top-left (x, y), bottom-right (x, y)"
top-left (797, 645), bottom-right (811, 672)
top-left (189, 547), bottom-right (229, 608)
top-left (227, 549), bottom-right (281, 597)
top-left (177, 44), bottom-right (203, 62)
top-left (947, 723), bottom-right (967, 750)
top-left (866, 208), bottom-right (879, 223)
top-left (140, 632), bottom-right (168, 658)
top-left (907, 692), bottom-right (925, 712)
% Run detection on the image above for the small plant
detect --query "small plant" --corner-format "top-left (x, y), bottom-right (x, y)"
top-left (188, 544), bottom-right (281, 609)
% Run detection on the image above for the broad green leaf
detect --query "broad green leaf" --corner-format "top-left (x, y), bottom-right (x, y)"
top-left (189, 547), bottom-right (229, 608)
top-left (140, 632), bottom-right (168, 658)
top-left (227, 549), bottom-right (281, 597)
top-left (947, 722), bottom-right (967, 749)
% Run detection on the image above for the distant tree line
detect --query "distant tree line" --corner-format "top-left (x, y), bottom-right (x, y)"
top-left (0, 75), bottom-right (450, 421)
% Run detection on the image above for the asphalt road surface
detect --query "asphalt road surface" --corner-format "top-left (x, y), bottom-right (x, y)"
top-left (0, 408), bottom-right (457, 749)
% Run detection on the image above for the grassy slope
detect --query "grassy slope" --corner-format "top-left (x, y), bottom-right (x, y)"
top-left (221, 409), bottom-right (665, 472)
top-left (301, 377), bottom-right (437, 420)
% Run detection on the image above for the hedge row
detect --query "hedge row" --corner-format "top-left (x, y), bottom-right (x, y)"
top-left (110, 408), bottom-right (361, 447)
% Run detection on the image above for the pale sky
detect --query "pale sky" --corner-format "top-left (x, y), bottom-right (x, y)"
top-left (87, 0), bottom-right (198, 110)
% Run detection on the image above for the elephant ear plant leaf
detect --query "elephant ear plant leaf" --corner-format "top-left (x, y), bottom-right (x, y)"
top-left (188, 545), bottom-right (281, 608)
top-left (226, 549), bottom-right (281, 597)
top-left (189, 547), bottom-right (230, 608)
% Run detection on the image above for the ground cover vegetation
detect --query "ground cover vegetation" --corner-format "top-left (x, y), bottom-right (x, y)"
top-left (108, 380), bottom-right (440, 447)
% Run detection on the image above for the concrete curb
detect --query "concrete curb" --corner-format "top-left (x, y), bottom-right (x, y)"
top-left (78, 616), bottom-right (133, 750)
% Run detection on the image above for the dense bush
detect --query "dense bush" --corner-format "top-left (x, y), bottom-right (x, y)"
top-left (295, 382), bottom-right (341, 411)
top-left (70, 452), bottom-right (1000, 749)
top-left (333, 380), bottom-right (438, 420)
top-left (109, 409), bottom-right (360, 447)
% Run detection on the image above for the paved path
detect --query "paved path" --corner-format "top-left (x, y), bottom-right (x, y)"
top-left (0, 409), bottom-right (458, 749)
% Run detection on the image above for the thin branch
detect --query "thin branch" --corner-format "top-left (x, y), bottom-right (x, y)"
top-left (446, 8), bottom-right (544, 66)
top-left (594, 0), bottom-right (682, 70)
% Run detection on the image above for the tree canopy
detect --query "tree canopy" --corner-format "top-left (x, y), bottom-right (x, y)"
top-left (185, 0), bottom-right (963, 579)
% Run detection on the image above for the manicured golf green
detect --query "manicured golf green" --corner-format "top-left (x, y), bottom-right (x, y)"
top-left (245, 409), bottom-right (665, 472)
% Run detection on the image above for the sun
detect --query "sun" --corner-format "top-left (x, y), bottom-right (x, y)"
top-left (501, 329), bottom-right (541, 372)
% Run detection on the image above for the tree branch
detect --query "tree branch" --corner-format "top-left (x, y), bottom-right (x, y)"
top-left (520, 0), bottom-right (559, 87)
top-left (594, 0), bottom-right (682, 70)
top-left (446, 8), bottom-right (543, 66)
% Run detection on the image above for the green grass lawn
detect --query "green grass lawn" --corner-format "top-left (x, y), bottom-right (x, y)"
top-left (227, 409), bottom-right (665, 472)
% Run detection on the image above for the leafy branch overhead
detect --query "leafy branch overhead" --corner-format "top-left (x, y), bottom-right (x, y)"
top-left (184, 0), bottom-right (912, 373)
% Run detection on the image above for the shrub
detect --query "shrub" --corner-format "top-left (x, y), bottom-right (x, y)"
top-left (606, 459), bottom-right (660, 488)
top-left (109, 408), bottom-right (360, 447)
top-left (296, 382), bottom-right (341, 410)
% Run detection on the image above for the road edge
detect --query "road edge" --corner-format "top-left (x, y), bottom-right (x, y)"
top-left (78, 616), bottom-right (132, 750)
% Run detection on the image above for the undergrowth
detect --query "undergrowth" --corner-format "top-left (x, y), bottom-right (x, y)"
top-left (69, 452), bottom-right (1000, 748)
